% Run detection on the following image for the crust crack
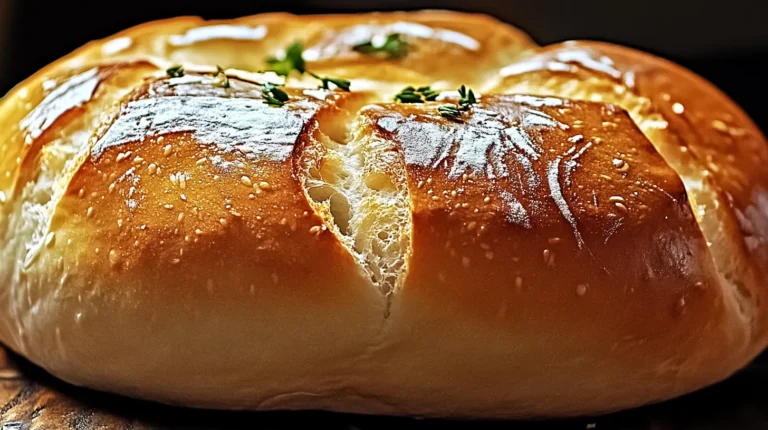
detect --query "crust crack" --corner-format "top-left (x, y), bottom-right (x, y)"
top-left (300, 102), bottom-right (411, 316)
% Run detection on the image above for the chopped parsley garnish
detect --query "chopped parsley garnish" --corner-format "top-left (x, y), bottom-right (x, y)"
top-left (308, 72), bottom-right (351, 91)
top-left (394, 86), bottom-right (440, 103)
top-left (458, 85), bottom-right (477, 110)
top-left (438, 104), bottom-right (461, 119)
top-left (262, 83), bottom-right (290, 107)
top-left (266, 42), bottom-right (306, 77)
top-left (166, 65), bottom-right (185, 78)
top-left (438, 85), bottom-right (478, 120)
top-left (353, 33), bottom-right (408, 59)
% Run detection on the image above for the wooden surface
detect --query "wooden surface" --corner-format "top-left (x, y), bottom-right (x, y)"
top-left (1, 346), bottom-right (767, 429)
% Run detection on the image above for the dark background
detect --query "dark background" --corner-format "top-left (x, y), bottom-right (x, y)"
top-left (1, 1), bottom-right (768, 428)
top-left (1, 0), bottom-right (768, 133)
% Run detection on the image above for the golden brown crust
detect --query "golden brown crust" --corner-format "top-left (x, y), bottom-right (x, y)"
top-left (361, 96), bottom-right (747, 416)
top-left (0, 9), bottom-right (765, 420)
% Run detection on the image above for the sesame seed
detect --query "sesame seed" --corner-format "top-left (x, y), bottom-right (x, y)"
top-left (164, 204), bottom-right (174, 210)
top-left (467, 221), bottom-right (477, 231)
top-left (148, 164), bottom-right (157, 175)
top-left (515, 277), bottom-right (523, 289)
top-left (108, 249), bottom-right (120, 266)
top-left (258, 181), bottom-right (271, 190)
top-left (576, 284), bottom-right (588, 296)
top-left (163, 145), bottom-right (172, 156)
top-left (309, 226), bottom-right (321, 234)
top-left (462, 256), bottom-right (471, 267)
top-left (196, 158), bottom-right (207, 166)
top-left (108, 183), bottom-right (116, 193)
top-left (178, 212), bottom-right (185, 222)
top-left (712, 119), bottom-right (728, 132)
top-left (178, 174), bottom-right (187, 189)
top-left (608, 195), bottom-right (625, 203)
top-left (485, 251), bottom-right (494, 260)
top-left (44, 232), bottom-right (55, 247)
top-left (614, 202), bottom-right (628, 212)
top-left (219, 218), bottom-right (228, 227)
top-left (483, 196), bottom-right (491, 203)
top-left (195, 229), bottom-right (203, 235)
top-left (548, 237), bottom-right (561, 245)
top-left (133, 156), bottom-right (144, 165)
top-left (86, 207), bottom-right (94, 217)
top-left (241, 176), bottom-right (252, 187)
top-left (180, 194), bottom-right (187, 202)
top-left (672, 103), bottom-right (684, 114)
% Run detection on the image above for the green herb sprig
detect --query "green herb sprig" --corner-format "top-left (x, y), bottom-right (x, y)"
top-left (308, 72), bottom-right (351, 91)
top-left (262, 83), bottom-right (290, 107)
top-left (266, 42), bottom-right (306, 77)
top-left (438, 85), bottom-right (478, 120)
top-left (166, 65), bottom-right (185, 78)
top-left (353, 33), bottom-right (408, 59)
top-left (437, 105), bottom-right (461, 119)
top-left (262, 43), bottom-right (352, 101)
top-left (394, 86), bottom-right (439, 103)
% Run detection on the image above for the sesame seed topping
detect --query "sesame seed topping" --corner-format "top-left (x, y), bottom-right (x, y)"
top-left (164, 204), bottom-right (174, 210)
top-left (462, 257), bottom-right (471, 267)
top-left (163, 145), bottom-right (173, 156)
top-left (241, 176), bottom-right (253, 187)
top-left (86, 207), bottom-right (94, 217)
top-left (219, 218), bottom-right (228, 227)
top-left (108, 249), bottom-right (120, 266)
top-left (133, 156), bottom-right (144, 165)
top-left (576, 284), bottom-right (588, 296)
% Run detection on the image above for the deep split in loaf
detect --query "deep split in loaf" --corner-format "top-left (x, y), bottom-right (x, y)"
top-left (0, 9), bottom-right (766, 420)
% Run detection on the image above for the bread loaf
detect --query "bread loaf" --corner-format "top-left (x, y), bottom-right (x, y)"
top-left (0, 10), bottom-right (766, 419)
